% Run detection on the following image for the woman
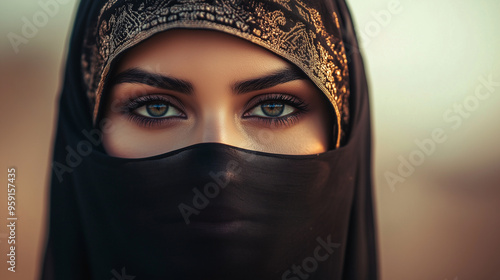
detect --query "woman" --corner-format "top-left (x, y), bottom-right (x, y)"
top-left (41, 0), bottom-right (377, 279)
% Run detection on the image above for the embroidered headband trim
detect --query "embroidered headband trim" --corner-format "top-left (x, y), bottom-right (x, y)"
top-left (82, 0), bottom-right (350, 147)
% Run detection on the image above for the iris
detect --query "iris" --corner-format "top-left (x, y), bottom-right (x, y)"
top-left (261, 102), bottom-right (284, 117)
top-left (146, 103), bottom-right (169, 117)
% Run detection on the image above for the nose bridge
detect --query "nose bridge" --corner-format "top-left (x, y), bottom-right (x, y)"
top-left (197, 106), bottom-right (235, 144)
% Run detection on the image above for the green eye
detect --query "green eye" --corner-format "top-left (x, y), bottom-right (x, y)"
top-left (134, 102), bottom-right (183, 118)
top-left (247, 101), bottom-right (295, 118)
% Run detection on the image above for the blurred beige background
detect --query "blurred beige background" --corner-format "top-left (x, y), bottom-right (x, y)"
top-left (0, 0), bottom-right (499, 280)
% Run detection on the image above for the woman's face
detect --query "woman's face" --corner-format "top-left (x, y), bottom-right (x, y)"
top-left (102, 30), bottom-right (333, 158)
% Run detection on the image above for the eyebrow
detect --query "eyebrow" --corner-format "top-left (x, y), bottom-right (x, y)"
top-left (233, 66), bottom-right (307, 94)
top-left (111, 68), bottom-right (194, 95)
top-left (111, 66), bottom-right (307, 95)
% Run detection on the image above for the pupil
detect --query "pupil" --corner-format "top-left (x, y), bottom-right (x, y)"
top-left (261, 102), bottom-right (284, 117)
top-left (146, 103), bottom-right (168, 117)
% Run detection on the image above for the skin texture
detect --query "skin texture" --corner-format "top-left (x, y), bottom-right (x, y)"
top-left (102, 29), bottom-right (333, 158)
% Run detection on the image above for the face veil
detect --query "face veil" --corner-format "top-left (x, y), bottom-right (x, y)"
top-left (41, 1), bottom-right (378, 279)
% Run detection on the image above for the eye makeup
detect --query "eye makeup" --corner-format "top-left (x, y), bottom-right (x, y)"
top-left (242, 93), bottom-right (310, 127)
top-left (118, 92), bottom-right (311, 128)
top-left (119, 94), bottom-right (187, 128)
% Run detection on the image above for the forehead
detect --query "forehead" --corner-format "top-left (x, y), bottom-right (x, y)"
top-left (115, 29), bottom-right (293, 81)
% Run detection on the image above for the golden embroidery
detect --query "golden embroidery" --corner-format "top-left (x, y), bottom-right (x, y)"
top-left (82, 0), bottom-right (350, 147)
top-left (273, 0), bottom-right (292, 11)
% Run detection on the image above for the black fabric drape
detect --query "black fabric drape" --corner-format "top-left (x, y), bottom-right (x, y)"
top-left (40, 1), bottom-right (378, 279)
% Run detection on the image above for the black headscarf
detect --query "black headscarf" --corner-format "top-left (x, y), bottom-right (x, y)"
top-left (41, 1), bottom-right (377, 279)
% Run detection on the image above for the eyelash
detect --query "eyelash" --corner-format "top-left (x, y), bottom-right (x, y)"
top-left (121, 93), bottom-right (310, 128)
top-left (242, 93), bottom-right (310, 127)
top-left (121, 95), bottom-right (185, 127)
